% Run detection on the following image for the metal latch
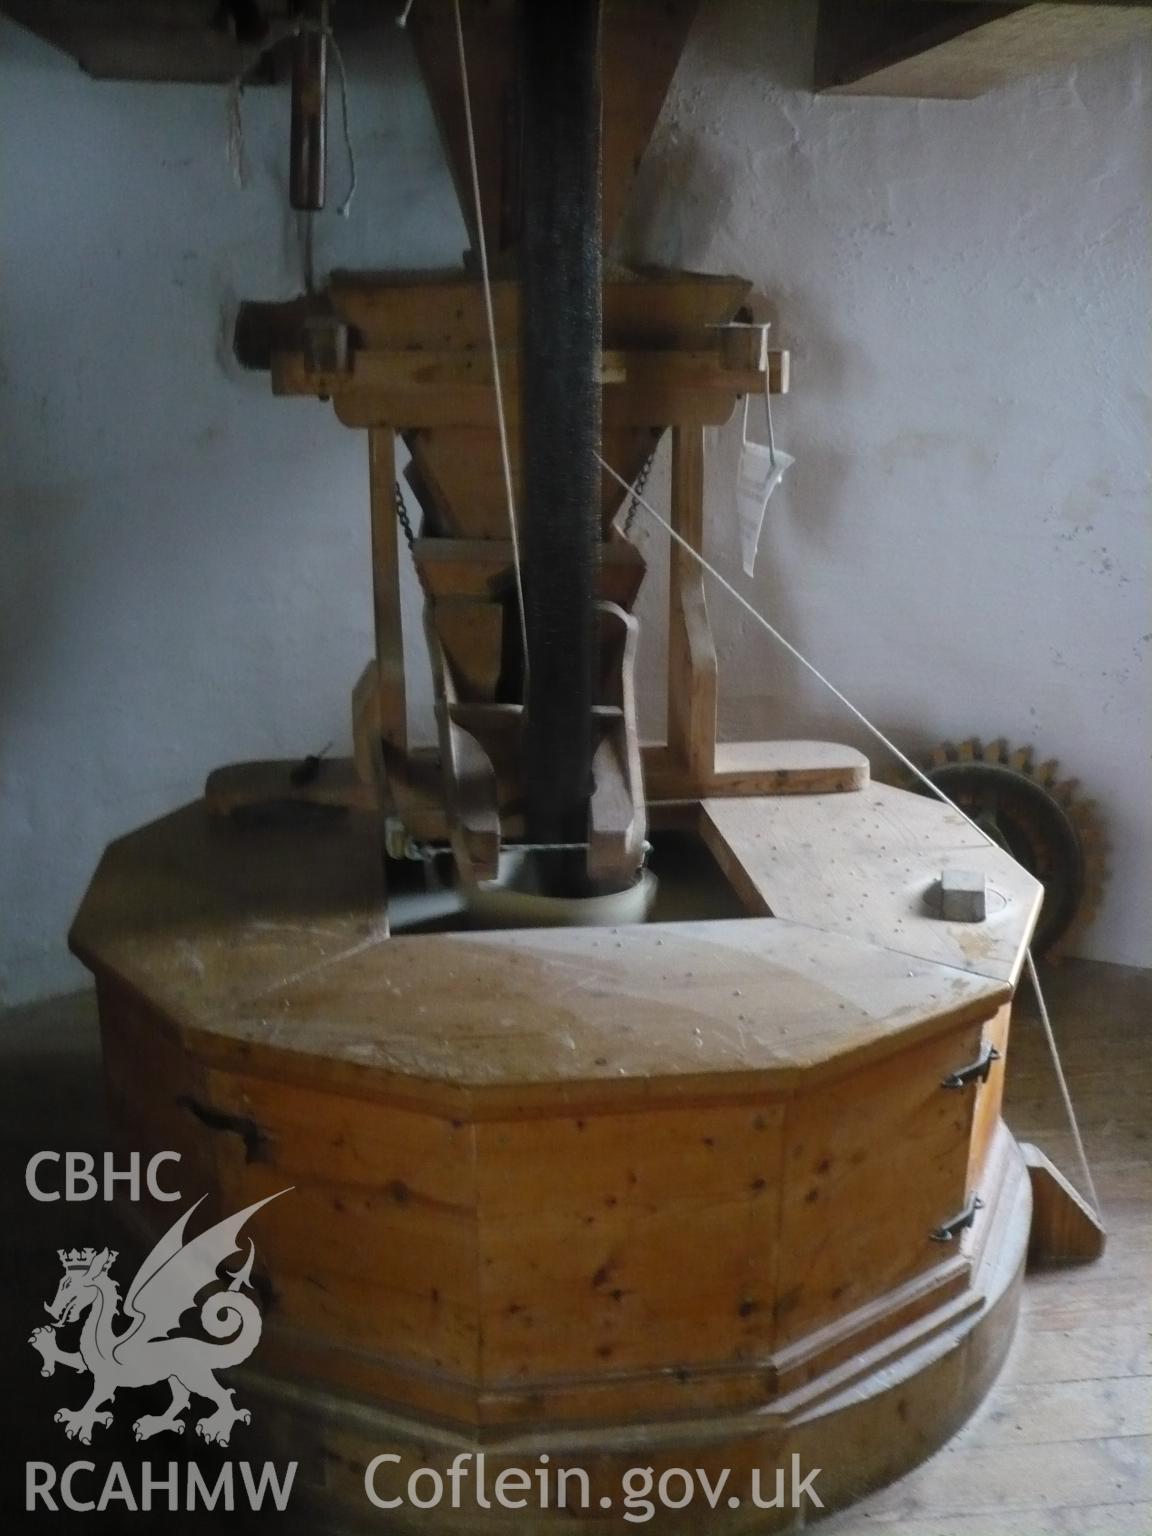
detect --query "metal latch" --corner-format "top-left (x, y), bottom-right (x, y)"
top-left (930, 1194), bottom-right (984, 1243)
top-left (941, 1044), bottom-right (1000, 1090)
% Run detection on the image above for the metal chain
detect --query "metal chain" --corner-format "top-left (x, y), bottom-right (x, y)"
top-left (392, 479), bottom-right (435, 603)
top-left (393, 479), bottom-right (417, 552)
top-left (621, 446), bottom-right (657, 539)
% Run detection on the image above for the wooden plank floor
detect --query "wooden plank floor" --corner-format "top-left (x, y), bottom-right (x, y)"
top-left (0, 958), bottom-right (1148, 1532)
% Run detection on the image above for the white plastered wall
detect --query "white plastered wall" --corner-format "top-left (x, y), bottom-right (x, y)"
top-left (1, 1), bottom-right (1147, 1002)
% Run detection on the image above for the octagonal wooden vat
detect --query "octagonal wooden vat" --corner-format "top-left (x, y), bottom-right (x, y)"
top-left (71, 774), bottom-right (1041, 1532)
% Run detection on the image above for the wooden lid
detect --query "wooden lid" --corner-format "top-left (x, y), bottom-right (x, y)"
top-left (71, 800), bottom-right (1013, 1114)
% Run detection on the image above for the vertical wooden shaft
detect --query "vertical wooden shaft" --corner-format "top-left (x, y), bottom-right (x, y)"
top-left (520, 0), bottom-right (603, 843)
top-left (368, 428), bottom-right (407, 762)
top-left (667, 424), bottom-right (717, 785)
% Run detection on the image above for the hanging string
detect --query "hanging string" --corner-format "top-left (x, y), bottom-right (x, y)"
top-left (763, 363), bottom-right (777, 465)
top-left (452, 0), bottom-right (530, 677)
top-left (225, 77), bottom-right (249, 189)
top-left (595, 449), bottom-right (1102, 1218)
top-left (1025, 950), bottom-right (1102, 1214)
top-left (327, 28), bottom-right (357, 218)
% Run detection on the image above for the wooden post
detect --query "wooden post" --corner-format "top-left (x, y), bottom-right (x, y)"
top-left (667, 424), bottom-right (717, 787)
top-left (367, 427), bottom-right (407, 763)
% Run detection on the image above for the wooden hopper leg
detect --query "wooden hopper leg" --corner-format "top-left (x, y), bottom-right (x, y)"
top-left (666, 423), bottom-right (718, 791)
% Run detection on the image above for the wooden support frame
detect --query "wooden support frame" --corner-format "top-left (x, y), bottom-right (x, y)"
top-left (241, 273), bottom-right (866, 828)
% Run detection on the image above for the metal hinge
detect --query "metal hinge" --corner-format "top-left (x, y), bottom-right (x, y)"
top-left (930, 1194), bottom-right (984, 1243)
top-left (941, 1043), bottom-right (1000, 1091)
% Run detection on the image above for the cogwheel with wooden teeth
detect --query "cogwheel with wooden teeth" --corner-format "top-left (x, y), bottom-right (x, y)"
top-left (905, 738), bottom-right (1108, 958)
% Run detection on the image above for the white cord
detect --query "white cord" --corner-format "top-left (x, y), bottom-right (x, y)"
top-left (452, 0), bottom-right (530, 677)
top-left (763, 370), bottom-right (777, 465)
top-left (226, 77), bottom-right (249, 189)
top-left (396, 0), bottom-right (417, 25)
top-left (328, 31), bottom-right (357, 218)
top-left (595, 448), bottom-right (1102, 1217)
top-left (1025, 950), bottom-right (1102, 1215)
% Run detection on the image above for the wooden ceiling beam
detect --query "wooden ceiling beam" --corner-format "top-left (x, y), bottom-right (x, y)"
top-left (816, 0), bottom-right (1152, 98)
top-left (0, 0), bottom-right (293, 83)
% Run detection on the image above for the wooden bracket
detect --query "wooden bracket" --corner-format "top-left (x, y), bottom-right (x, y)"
top-left (1020, 1142), bottom-right (1106, 1268)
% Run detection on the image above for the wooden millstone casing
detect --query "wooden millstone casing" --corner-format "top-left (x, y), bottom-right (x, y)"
top-left (71, 771), bottom-right (1043, 1532)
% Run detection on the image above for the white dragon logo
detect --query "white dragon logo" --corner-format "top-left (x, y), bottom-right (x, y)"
top-left (28, 1191), bottom-right (288, 1448)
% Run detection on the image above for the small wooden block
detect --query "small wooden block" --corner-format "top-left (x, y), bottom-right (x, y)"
top-left (939, 869), bottom-right (987, 923)
top-left (647, 741), bottom-right (870, 801)
top-left (1021, 1143), bottom-right (1106, 1268)
top-left (713, 322), bottom-right (770, 372)
top-left (301, 316), bottom-right (350, 374)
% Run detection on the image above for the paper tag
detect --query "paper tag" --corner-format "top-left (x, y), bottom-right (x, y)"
top-left (736, 440), bottom-right (794, 576)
